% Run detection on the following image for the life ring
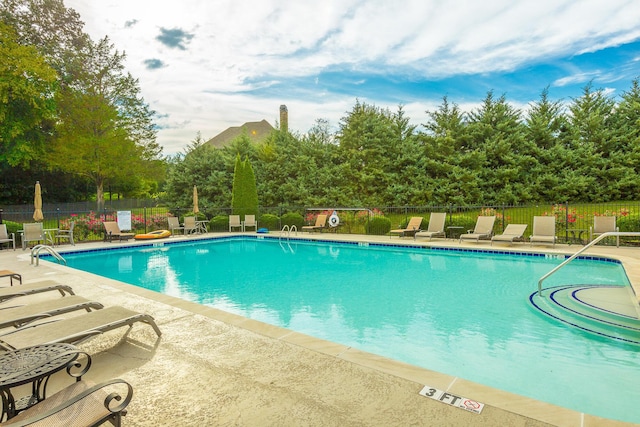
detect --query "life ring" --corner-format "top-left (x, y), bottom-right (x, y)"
top-left (134, 230), bottom-right (171, 240)
top-left (329, 211), bottom-right (340, 227)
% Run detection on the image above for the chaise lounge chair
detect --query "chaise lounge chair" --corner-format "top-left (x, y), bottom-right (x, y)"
top-left (529, 216), bottom-right (556, 246)
top-left (0, 280), bottom-right (74, 304)
top-left (491, 224), bottom-right (528, 245)
top-left (460, 216), bottom-right (496, 243)
top-left (0, 269), bottom-right (22, 286)
top-left (301, 214), bottom-right (327, 233)
top-left (390, 217), bottom-right (423, 238)
top-left (2, 378), bottom-right (133, 426)
top-left (414, 213), bottom-right (446, 240)
top-left (0, 295), bottom-right (103, 329)
top-left (0, 305), bottom-right (162, 350)
top-left (590, 215), bottom-right (619, 247)
top-left (102, 221), bottom-right (134, 242)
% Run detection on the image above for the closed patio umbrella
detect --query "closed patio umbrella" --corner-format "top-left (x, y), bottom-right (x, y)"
top-left (193, 185), bottom-right (199, 215)
top-left (33, 181), bottom-right (43, 222)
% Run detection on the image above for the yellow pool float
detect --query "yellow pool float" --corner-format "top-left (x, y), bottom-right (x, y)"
top-left (134, 230), bottom-right (171, 240)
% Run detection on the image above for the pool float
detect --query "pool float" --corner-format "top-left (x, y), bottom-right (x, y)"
top-left (134, 230), bottom-right (171, 240)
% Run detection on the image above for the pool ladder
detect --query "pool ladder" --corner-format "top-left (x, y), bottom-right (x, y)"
top-left (279, 225), bottom-right (297, 253)
top-left (31, 244), bottom-right (66, 266)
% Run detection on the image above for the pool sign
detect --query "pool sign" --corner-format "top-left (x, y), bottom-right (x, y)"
top-left (419, 385), bottom-right (485, 414)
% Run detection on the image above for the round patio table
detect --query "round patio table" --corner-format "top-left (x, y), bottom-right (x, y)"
top-left (0, 343), bottom-right (79, 420)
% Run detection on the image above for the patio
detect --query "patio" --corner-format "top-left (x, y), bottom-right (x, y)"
top-left (0, 233), bottom-right (637, 426)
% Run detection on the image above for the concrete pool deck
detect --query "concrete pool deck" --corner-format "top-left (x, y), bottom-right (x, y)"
top-left (1, 233), bottom-right (638, 427)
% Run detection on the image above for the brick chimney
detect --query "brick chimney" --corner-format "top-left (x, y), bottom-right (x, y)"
top-left (279, 105), bottom-right (288, 133)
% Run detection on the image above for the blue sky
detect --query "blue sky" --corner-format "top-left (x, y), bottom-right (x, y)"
top-left (64, 0), bottom-right (640, 155)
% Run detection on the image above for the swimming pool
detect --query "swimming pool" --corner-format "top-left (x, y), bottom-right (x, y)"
top-left (61, 237), bottom-right (639, 423)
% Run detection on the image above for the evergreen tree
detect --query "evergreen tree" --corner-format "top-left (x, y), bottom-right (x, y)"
top-left (231, 154), bottom-right (259, 220)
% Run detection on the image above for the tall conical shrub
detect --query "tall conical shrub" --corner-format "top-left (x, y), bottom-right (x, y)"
top-left (231, 154), bottom-right (259, 221)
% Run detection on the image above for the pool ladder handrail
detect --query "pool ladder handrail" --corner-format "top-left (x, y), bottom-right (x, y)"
top-left (280, 225), bottom-right (297, 240)
top-left (31, 244), bottom-right (67, 266)
top-left (279, 225), bottom-right (297, 253)
top-left (537, 231), bottom-right (640, 297)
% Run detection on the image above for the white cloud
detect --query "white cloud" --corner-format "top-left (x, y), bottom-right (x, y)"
top-left (63, 0), bottom-right (640, 154)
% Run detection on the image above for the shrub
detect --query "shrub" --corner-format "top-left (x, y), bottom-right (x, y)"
top-left (259, 214), bottom-right (280, 230)
top-left (365, 216), bottom-right (391, 235)
top-left (617, 215), bottom-right (640, 232)
top-left (281, 212), bottom-right (304, 230)
top-left (209, 215), bottom-right (229, 232)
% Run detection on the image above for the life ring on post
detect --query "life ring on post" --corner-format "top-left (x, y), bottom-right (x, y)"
top-left (329, 211), bottom-right (340, 227)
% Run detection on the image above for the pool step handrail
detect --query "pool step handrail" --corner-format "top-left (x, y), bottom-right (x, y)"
top-left (537, 231), bottom-right (640, 296)
top-left (279, 225), bottom-right (297, 241)
top-left (30, 244), bottom-right (67, 266)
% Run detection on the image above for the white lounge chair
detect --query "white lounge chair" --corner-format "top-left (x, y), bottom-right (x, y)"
top-left (590, 216), bottom-right (619, 247)
top-left (21, 223), bottom-right (45, 250)
top-left (0, 305), bottom-right (162, 350)
top-left (530, 216), bottom-right (556, 246)
top-left (415, 213), bottom-right (446, 240)
top-left (0, 224), bottom-right (16, 250)
top-left (229, 215), bottom-right (242, 232)
top-left (460, 216), bottom-right (496, 243)
top-left (243, 215), bottom-right (258, 232)
top-left (183, 216), bottom-right (197, 234)
top-left (54, 221), bottom-right (75, 246)
top-left (491, 224), bottom-right (528, 245)
top-left (168, 216), bottom-right (185, 235)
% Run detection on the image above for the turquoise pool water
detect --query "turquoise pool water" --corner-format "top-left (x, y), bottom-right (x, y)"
top-left (62, 237), bottom-right (638, 423)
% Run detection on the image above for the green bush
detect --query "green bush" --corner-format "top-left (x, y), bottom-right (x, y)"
top-left (259, 214), bottom-right (280, 230)
top-left (209, 215), bottom-right (229, 232)
top-left (365, 216), bottom-right (391, 235)
top-left (281, 212), bottom-right (304, 230)
top-left (617, 215), bottom-right (640, 232)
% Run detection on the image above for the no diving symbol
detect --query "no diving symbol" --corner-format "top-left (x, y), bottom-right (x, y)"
top-left (463, 399), bottom-right (481, 411)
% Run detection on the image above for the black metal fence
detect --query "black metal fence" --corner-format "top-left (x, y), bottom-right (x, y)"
top-left (1, 200), bottom-right (639, 246)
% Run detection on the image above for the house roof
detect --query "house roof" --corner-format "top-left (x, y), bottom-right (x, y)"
top-left (205, 119), bottom-right (274, 148)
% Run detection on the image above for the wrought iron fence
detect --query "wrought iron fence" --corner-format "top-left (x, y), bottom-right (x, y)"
top-left (1, 200), bottom-right (639, 246)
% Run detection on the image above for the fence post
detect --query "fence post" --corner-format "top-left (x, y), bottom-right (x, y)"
top-left (0, 208), bottom-right (3, 224)
top-left (565, 201), bottom-right (569, 243)
top-left (144, 207), bottom-right (147, 233)
top-left (56, 208), bottom-right (60, 229)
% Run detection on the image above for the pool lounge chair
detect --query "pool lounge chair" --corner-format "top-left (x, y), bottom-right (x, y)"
top-left (183, 216), bottom-right (198, 234)
top-left (390, 217), bottom-right (423, 238)
top-left (0, 305), bottom-right (162, 350)
top-left (0, 295), bottom-right (103, 329)
top-left (459, 216), bottom-right (496, 243)
top-left (168, 216), bottom-right (184, 235)
top-left (414, 213), bottom-right (446, 240)
top-left (491, 224), bottom-right (528, 245)
top-left (102, 221), bottom-right (134, 242)
top-left (301, 214), bottom-right (327, 233)
top-left (2, 378), bottom-right (133, 427)
top-left (590, 215), bottom-right (619, 247)
top-left (0, 280), bottom-right (75, 304)
top-left (53, 221), bottom-right (75, 246)
top-left (530, 216), bottom-right (556, 246)
top-left (0, 269), bottom-right (22, 286)
top-left (0, 224), bottom-right (16, 250)
top-left (229, 215), bottom-right (242, 232)
top-left (21, 223), bottom-right (46, 250)
top-left (243, 215), bottom-right (258, 232)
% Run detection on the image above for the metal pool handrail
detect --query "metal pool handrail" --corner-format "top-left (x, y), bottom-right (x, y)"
top-left (537, 231), bottom-right (640, 297)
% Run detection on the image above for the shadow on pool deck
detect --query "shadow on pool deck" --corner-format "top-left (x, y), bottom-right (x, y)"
top-left (1, 233), bottom-right (638, 427)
